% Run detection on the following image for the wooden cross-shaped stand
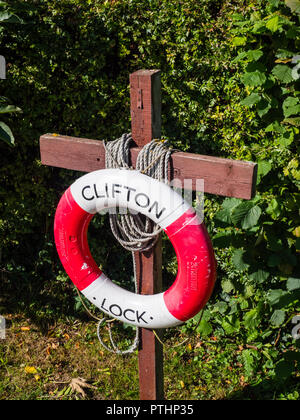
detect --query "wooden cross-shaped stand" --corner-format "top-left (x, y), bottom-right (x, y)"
top-left (40, 69), bottom-right (257, 400)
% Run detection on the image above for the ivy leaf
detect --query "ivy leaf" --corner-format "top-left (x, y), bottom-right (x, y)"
top-left (272, 64), bottom-right (293, 83)
top-left (265, 120), bottom-right (286, 133)
top-left (222, 315), bottom-right (240, 334)
top-left (0, 121), bottom-right (14, 146)
top-left (278, 132), bottom-right (294, 147)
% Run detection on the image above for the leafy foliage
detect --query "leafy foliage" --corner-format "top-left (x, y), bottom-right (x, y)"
top-left (0, 2), bottom-right (22, 145)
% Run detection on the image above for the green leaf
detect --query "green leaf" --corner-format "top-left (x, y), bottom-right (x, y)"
top-left (244, 307), bottom-right (262, 329)
top-left (241, 71), bottom-right (266, 87)
top-left (232, 36), bottom-right (247, 46)
top-left (232, 249), bottom-right (250, 271)
top-left (270, 309), bottom-right (286, 326)
top-left (257, 99), bottom-right (271, 117)
top-left (222, 315), bottom-right (240, 334)
top-left (196, 318), bottom-right (213, 337)
top-left (282, 97), bottom-right (300, 117)
top-left (215, 196), bottom-right (242, 224)
top-left (265, 120), bottom-right (286, 133)
top-left (222, 197), bottom-right (242, 210)
top-left (287, 277), bottom-right (300, 291)
top-left (242, 349), bottom-right (255, 376)
top-left (0, 121), bottom-right (14, 146)
top-left (272, 64), bottom-right (293, 83)
top-left (257, 160), bottom-right (272, 183)
top-left (278, 133), bottom-right (294, 147)
top-left (283, 117), bottom-right (300, 126)
top-left (249, 269), bottom-right (269, 283)
top-left (215, 208), bottom-right (232, 224)
top-left (221, 279), bottom-right (235, 293)
top-left (0, 105), bottom-right (21, 114)
top-left (267, 289), bottom-right (289, 306)
top-left (214, 301), bottom-right (228, 314)
top-left (240, 92), bottom-right (261, 107)
top-left (266, 198), bottom-right (281, 218)
top-left (0, 11), bottom-right (23, 23)
top-left (231, 202), bottom-right (262, 229)
top-left (266, 15), bottom-right (279, 32)
top-left (285, 0), bottom-right (300, 14)
top-left (246, 49), bottom-right (263, 61)
top-left (243, 205), bottom-right (261, 229)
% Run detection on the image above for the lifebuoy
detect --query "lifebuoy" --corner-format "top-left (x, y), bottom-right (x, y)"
top-left (54, 169), bottom-right (216, 329)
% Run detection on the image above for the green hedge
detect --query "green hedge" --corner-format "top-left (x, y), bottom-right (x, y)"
top-left (0, 0), bottom-right (299, 386)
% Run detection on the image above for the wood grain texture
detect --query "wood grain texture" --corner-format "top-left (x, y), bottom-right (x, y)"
top-left (131, 70), bottom-right (164, 400)
top-left (40, 133), bottom-right (257, 199)
top-left (130, 70), bottom-right (161, 147)
top-left (134, 239), bottom-right (164, 400)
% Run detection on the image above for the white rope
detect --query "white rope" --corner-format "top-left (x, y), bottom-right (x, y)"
top-left (95, 133), bottom-right (173, 354)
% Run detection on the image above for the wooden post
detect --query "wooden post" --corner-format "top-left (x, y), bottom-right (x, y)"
top-left (130, 70), bottom-right (164, 400)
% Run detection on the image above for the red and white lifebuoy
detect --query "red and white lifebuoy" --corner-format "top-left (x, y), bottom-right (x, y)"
top-left (54, 169), bottom-right (216, 329)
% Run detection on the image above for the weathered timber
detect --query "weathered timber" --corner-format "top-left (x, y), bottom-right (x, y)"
top-left (40, 134), bottom-right (257, 200)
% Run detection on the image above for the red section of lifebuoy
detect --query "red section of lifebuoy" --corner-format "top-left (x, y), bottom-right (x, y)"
top-left (54, 188), bottom-right (101, 291)
top-left (163, 209), bottom-right (216, 321)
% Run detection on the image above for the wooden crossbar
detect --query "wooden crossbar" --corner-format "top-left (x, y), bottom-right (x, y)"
top-left (40, 134), bottom-right (257, 200)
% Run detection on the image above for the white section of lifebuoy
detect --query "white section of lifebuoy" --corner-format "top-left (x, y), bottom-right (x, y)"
top-left (70, 169), bottom-right (190, 229)
top-left (82, 273), bottom-right (182, 329)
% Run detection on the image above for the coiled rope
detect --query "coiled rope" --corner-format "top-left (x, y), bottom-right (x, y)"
top-left (94, 133), bottom-right (173, 354)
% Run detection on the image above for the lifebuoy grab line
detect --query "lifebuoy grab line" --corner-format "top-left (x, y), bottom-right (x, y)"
top-left (54, 169), bottom-right (216, 329)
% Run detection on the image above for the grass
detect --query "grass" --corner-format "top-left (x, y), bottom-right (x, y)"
top-left (1, 311), bottom-right (299, 400)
